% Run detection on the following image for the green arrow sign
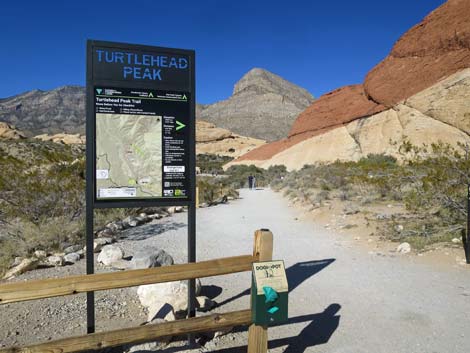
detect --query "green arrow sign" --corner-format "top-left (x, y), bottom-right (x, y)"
top-left (176, 120), bottom-right (186, 131)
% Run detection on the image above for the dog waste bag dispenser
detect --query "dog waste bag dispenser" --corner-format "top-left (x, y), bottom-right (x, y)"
top-left (251, 260), bottom-right (288, 325)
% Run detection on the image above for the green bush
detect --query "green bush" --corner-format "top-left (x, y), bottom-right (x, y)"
top-left (196, 154), bottom-right (233, 174)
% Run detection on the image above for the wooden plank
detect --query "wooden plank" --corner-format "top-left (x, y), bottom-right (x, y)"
top-left (0, 310), bottom-right (252, 353)
top-left (253, 229), bottom-right (273, 262)
top-left (247, 229), bottom-right (273, 353)
top-left (0, 255), bottom-right (257, 304)
top-left (247, 322), bottom-right (268, 353)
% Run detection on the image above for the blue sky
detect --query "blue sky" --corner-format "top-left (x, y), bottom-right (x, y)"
top-left (0, 0), bottom-right (445, 104)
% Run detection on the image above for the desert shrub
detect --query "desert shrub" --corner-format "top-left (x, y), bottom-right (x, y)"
top-left (0, 140), bottom-right (165, 275)
top-left (196, 154), bottom-right (233, 174)
top-left (275, 146), bottom-right (470, 247)
top-left (197, 177), bottom-right (239, 204)
top-left (224, 164), bottom-right (267, 188)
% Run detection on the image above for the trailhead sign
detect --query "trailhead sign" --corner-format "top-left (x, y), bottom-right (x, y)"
top-left (85, 40), bottom-right (196, 335)
top-left (87, 40), bottom-right (195, 206)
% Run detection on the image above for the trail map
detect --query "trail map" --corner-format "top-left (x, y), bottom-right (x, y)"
top-left (96, 113), bottom-right (162, 198)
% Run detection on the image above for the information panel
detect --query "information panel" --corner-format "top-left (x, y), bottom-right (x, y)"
top-left (87, 40), bottom-right (195, 206)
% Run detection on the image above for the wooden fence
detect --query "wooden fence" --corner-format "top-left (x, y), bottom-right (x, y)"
top-left (0, 229), bottom-right (273, 353)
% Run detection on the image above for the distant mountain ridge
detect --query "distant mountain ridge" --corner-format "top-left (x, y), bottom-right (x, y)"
top-left (0, 86), bottom-right (85, 136)
top-left (0, 68), bottom-right (314, 142)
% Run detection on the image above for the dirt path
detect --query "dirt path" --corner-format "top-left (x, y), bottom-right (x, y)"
top-left (2, 188), bottom-right (470, 352)
top-left (179, 188), bottom-right (470, 353)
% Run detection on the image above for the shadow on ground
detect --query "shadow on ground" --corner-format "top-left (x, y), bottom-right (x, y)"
top-left (217, 258), bottom-right (335, 307)
top-left (150, 304), bottom-right (341, 353)
top-left (200, 285), bottom-right (223, 300)
top-left (117, 221), bottom-right (187, 241)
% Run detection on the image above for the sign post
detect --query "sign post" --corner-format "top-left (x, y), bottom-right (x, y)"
top-left (465, 184), bottom-right (470, 264)
top-left (86, 40), bottom-right (196, 339)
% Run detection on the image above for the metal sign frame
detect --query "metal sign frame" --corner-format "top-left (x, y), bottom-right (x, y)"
top-left (86, 40), bottom-right (196, 338)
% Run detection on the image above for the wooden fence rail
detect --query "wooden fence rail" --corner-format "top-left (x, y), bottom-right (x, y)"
top-left (0, 255), bottom-right (257, 304)
top-left (0, 229), bottom-right (274, 353)
top-left (0, 310), bottom-right (252, 353)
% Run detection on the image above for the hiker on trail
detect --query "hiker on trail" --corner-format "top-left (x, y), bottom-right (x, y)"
top-left (248, 175), bottom-right (254, 189)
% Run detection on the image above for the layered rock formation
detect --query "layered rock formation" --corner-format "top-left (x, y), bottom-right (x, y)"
top-left (196, 120), bottom-right (265, 157)
top-left (198, 68), bottom-right (314, 141)
top-left (34, 133), bottom-right (86, 145)
top-left (230, 0), bottom-right (470, 170)
top-left (364, 0), bottom-right (470, 106)
top-left (0, 122), bottom-right (26, 140)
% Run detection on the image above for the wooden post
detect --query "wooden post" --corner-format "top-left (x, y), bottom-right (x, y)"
top-left (247, 229), bottom-right (273, 353)
top-left (196, 186), bottom-right (199, 208)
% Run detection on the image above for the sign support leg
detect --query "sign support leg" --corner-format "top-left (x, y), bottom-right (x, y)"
top-left (187, 202), bottom-right (197, 346)
top-left (86, 195), bottom-right (95, 333)
top-left (465, 184), bottom-right (470, 264)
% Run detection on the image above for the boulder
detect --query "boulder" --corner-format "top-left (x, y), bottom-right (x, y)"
top-left (64, 245), bottom-right (82, 254)
top-left (137, 279), bottom-right (201, 322)
top-left (396, 242), bottom-right (411, 254)
top-left (122, 216), bottom-right (143, 228)
top-left (64, 252), bottom-right (81, 264)
top-left (33, 250), bottom-right (47, 259)
top-left (47, 255), bottom-right (64, 267)
top-left (130, 248), bottom-right (174, 270)
top-left (3, 258), bottom-right (39, 280)
top-left (96, 227), bottom-right (115, 238)
top-left (92, 237), bottom-right (114, 253)
top-left (97, 245), bottom-right (124, 266)
top-left (106, 221), bottom-right (124, 233)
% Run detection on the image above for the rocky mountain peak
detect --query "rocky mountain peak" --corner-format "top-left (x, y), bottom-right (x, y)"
top-left (198, 68), bottom-right (314, 141)
top-left (233, 68), bottom-right (314, 108)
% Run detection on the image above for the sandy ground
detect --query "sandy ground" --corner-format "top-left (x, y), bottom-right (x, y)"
top-left (2, 188), bottom-right (470, 352)
top-left (290, 196), bottom-right (469, 270)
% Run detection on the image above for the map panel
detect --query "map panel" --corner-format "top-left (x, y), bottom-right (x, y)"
top-left (96, 113), bottom-right (162, 199)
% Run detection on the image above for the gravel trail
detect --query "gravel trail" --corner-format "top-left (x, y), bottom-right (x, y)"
top-left (2, 188), bottom-right (470, 352)
top-left (167, 188), bottom-right (470, 353)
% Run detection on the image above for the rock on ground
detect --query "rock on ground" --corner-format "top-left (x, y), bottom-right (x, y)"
top-left (137, 279), bottom-right (202, 322)
top-left (97, 245), bottom-right (124, 266)
top-left (2, 258), bottom-right (39, 280)
top-left (396, 242), bottom-right (411, 254)
top-left (130, 248), bottom-right (174, 269)
top-left (64, 253), bottom-right (81, 264)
